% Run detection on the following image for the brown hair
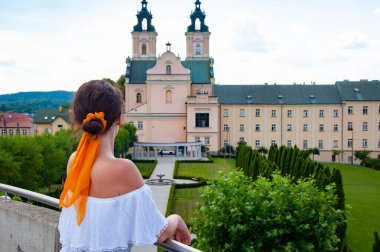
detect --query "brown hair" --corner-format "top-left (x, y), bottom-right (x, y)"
top-left (72, 80), bottom-right (123, 135)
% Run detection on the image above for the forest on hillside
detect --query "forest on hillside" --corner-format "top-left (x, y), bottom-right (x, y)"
top-left (0, 91), bottom-right (74, 113)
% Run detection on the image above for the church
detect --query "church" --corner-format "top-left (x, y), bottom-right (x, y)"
top-left (124, 0), bottom-right (380, 163)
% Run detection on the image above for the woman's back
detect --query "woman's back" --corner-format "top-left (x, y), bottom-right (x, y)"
top-left (88, 155), bottom-right (144, 199)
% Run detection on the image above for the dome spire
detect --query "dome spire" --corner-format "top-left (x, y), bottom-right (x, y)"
top-left (133, 0), bottom-right (155, 32)
top-left (187, 0), bottom-right (209, 32)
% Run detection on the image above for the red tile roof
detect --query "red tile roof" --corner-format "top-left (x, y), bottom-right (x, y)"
top-left (0, 113), bottom-right (34, 128)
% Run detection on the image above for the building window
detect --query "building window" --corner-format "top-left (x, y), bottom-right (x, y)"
top-left (348, 106), bottom-right (353, 115)
top-left (271, 110), bottom-right (276, 117)
top-left (255, 109), bottom-right (260, 117)
top-left (129, 121), bottom-right (134, 126)
top-left (166, 65), bottom-right (172, 75)
top-left (378, 140), bottom-right (380, 148)
top-left (348, 122), bottom-right (353, 131)
top-left (333, 124), bottom-right (338, 132)
top-left (195, 113), bottom-right (209, 128)
top-left (1, 129), bottom-right (7, 135)
top-left (239, 137), bottom-right (245, 142)
top-left (255, 124), bottom-right (260, 132)
top-left (240, 124), bottom-right (245, 131)
top-left (319, 124), bottom-right (324, 132)
top-left (303, 140), bottom-right (308, 149)
top-left (363, 139), bottom-right (368, 148)
top-left (223, 109), bottom-right (229, 117)
top-left (195, 43), bottom-right (202, 55)
top-left (348, 139), bottom-right (353, 148)
top-left (224, 124), bottom-right (229, 132)
top-left (334, 110), bottom-right (338, 117)
top-left (348, 156), bottom-right (353, 163)
top-left (287, 140), bottom-right (292, 147)
top-left (319, 110), bottom-right (324, 117)
top-left (271, 140), bottom-right (277, 146)
top-left (195, 137), bottom-right (200, 142)
top-left (224, 140), bottom-right (228, 146)
top-left (333, 140), bottom-right (338, 148)
top-left (287, 110), bottom-right (292, 117)
top-left (379, 106), bottom-right (380, 114)
top-left (9, 129), bottom-right (14, 136)
top-left (303, 110), bottom-right (308, 117)
top-left (165, 90), bottom-right (172, 103)
top-left (136, 93), bottom-right (142, 103)
top-left (240, 109), bottom-right (245, 117)
top-left (255, 140), bottom-right (260, 147)
top-left (287, 124), bottom-right (292, 132)
top-left (363, 106), bottom-right (368, 115)
top-left (303, 124), bottom-right (308, 132)
top-left (15, 129), bottom-right (20, 135)
top-left (318, 140), bottom-right (323, 149)
top-left (379, 122), bottom-right (380, 131)
top-left (205, 137), bottom-right (210, 145)
top-left (22, 129), bottom-right (27, 135)
top-left (142, 43), bottom-right (147, 55)
top-left (271, 124), bottom-right (276, 132)
top-left (363, 122), bottom-right (368, 131)
top-left (138, 121), bottom-right (143, 130)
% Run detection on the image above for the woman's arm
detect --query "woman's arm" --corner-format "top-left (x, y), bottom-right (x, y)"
top-left (157, 214), bottom-right (191, 245)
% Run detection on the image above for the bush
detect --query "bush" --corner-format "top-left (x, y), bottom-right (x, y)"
top-left (192, 171), bottom-right (345, 252)
top-left (374, 231), bottom-right (380, 252)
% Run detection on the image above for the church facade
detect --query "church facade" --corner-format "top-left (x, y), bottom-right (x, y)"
top-left (124, 0), bottom-right (380, 163)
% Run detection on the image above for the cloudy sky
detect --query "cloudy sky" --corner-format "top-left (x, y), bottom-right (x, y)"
top-left (1, 0), bottom-right (380, 94)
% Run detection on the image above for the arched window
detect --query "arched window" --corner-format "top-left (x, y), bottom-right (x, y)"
top-left (142, 44), bottom-right (147, 55)
top-left (195, 18), bottom-right (201, 31)
top-left (136, 93), bottom-right (142, 103)
top-left (166, 90), bottom-right (172, 103)
top-left (195, 43), bottom-right (202, 55)
top-left (166, 65), bottom-right (171, 75)
top-left (142, 18), bottom-right (147, 31)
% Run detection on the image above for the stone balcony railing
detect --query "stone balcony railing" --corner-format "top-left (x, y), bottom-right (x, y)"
top-left (0, 183), bottom-right (201, 252)
top-left (186, 95), bottom-right (218, 104)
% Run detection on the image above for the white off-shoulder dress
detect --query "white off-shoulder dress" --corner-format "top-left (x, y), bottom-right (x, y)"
top-left (58, 185), bottom-right (168, 252)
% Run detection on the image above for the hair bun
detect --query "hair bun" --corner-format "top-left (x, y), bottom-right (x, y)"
top-left (82, 119), bottom-right (103, 135)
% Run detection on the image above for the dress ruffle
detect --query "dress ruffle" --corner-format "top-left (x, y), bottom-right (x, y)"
top-left (58, 185), bottom-right (168, 252)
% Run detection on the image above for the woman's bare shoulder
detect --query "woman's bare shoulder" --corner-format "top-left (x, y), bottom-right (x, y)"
top-left (110, 158), bottom-right (145, 188)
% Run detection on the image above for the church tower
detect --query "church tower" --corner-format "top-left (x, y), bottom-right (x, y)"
top-left (131, 0), bottom-right (157, 59)
top-left (185, 0), bottom-right (211, 59)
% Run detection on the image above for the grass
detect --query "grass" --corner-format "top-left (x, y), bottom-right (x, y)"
top-left (175, 157), bottom-right (235, 180)
top-left (329, 163), bottom-right (380, 251)
top-left (172, 187), bottom-right (203, 227)
top-left (169, 157), bottom-right (235, 227)
top-left (135, 161), bottom-right (156, 179)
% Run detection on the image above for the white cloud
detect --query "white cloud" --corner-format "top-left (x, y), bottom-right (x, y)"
top-left (374, 8), bottom-right (380, 14)
top-left (335, 31), bottom-right (369, 50)
top-left (227, 13), bottom-right (269, 53)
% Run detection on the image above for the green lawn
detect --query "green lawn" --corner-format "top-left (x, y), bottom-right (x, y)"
top-left (172, 187), bottom-right (203, 227)
top-left (329, 163), bottom-right (380, 251)
top-left (135, 161), bottom-right (156, 179)
top-left (175, 157), bottom-right (235, 180)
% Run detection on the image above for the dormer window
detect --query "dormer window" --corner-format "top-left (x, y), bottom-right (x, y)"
top-left (166, 65), bottom-right (172, 75)
top-left (142, 44), bottom-right (147, 55)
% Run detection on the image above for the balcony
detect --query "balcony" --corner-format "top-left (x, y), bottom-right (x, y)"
top-left (0, 183), bottom-right (201, 252)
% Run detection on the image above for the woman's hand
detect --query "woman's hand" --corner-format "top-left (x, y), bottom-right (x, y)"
top-left (172, 215), bottom-right (191, 245)
top-left (158, 214), bottom-right (191, 245)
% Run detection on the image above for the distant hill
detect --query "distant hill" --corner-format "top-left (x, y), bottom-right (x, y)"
top-left (0, 91), bottom-right (74, 113)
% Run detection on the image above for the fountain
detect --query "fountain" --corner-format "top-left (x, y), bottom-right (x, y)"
top-left (146, 173), bottom-right (175, 185)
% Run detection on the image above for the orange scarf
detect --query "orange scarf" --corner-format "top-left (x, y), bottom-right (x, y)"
top-left (59, 112), bottom-right (107, 225)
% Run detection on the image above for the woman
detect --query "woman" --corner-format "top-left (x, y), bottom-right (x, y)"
top-left (58, 80), bottom-right (191, 251)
